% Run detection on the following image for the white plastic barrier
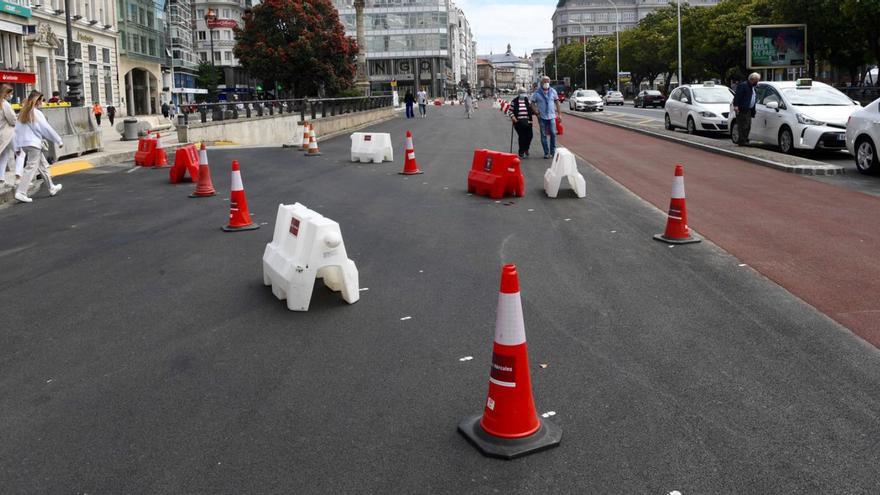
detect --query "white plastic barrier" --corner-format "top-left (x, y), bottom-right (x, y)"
top-left (288, 124), bottom-right (305, 148)
top-left (544, 147), bottom-right (587, 198)
top-left (262, 203), bottom-right (360, 311)
top-left (350, 132), bottom-right (394, 163)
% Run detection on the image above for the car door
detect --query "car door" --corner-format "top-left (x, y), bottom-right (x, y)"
top-left (750, 85), bottom-right (770, 142)
top-left (761, 88), bottom-right (785, 145)
top-left (678, 88), bottom-right (692, 126)
top-left (667, 88), bottom-right (681, 125)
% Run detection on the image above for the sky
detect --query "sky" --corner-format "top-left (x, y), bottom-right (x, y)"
top-left (454, 0), bottom-right (556, 57)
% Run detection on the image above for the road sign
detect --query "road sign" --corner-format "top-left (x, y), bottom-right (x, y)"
top-left (618, 71), bottom-right (631, 77)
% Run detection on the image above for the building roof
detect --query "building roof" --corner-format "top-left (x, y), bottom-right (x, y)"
top-left (478, 44), bottom-right (529, 65)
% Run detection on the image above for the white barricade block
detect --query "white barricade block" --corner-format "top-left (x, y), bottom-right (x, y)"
top-left (544, 147), bottom-right (587, 198)
top-left (287, 124), bottom-right (305, 148)
top-left (350, 132), bottom-right (394, 163)
top-left (262, 203), bottom-right (360, 311)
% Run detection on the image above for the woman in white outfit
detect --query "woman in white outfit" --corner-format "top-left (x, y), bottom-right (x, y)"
top-left (15, 90), bottom-right (63, 203)
top-left (0, 84), bottom-right (17, 186)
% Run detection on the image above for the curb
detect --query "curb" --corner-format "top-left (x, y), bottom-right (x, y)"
top-left (563, 110), bottom-right (845, 176)
top-left (0, 142), bottom-right (194, 208)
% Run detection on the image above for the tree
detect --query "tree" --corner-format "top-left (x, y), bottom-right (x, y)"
top-left (196, 61), bottom-right (220, 102)
top-left (234, 0), bottom-right (357, 97)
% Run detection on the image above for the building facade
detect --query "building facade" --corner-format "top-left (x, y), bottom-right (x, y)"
top-left (476, 58), bottom-right (493, 97)
top-left (477, 44), bottom-right (532, 91)
top-left (164, 0), bottom-right (199, 104)
top-left (193, 0), bottom-right (256, 100)
top-left (333, 0), bottom-right (476, 98)
top-left (530, 47), bottom-right (553, 82)
top-left (552, 0), bottom-right (719, 48)
top-left (24, 0), bottom-right (119, 108)
top-left (117, 0), bottom-right (165, 115)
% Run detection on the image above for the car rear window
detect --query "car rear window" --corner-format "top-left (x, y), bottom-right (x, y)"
top-left (647, 91), bottom-right (662, 96)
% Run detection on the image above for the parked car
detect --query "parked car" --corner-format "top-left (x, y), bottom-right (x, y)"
top-left (634, 90), bottom-right (666, 108)
top-left (664, 82), bottom-right (734, 134)
top-left (569, 90), bottom-right (604, 112)
top-left (603, 91), bottom-right (624, 106)
top-left (845, 97), bottom-right (880, 174)
top-left (728, 79), bottom-right (862, 154)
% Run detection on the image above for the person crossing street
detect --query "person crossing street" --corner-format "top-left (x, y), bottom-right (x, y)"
top-left (507, 87), bottom-right (534, 158)
top-left (417, 87), bottom-right (428, 118)
top-left (531, 76), bottom-right (562, 159)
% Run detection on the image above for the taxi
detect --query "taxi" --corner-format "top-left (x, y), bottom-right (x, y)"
top-left (664, 81), bottom-right (733, 134)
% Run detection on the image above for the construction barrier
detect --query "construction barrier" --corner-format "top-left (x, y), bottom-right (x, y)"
top-left (134, 133), bottom-right (157, 167)
top-left (262, 203), bottom-right (360, 311)
top-left (190, 143), bottom-right (217, 197)
top-left (467, 149), bottom-right (525, 199)
top-left (544, 148), bottom-right (586, 198)
top-left (654, 164), bottom-right (701, 244)
top-left (169, 144), bottom-right (200, 183)
top-left (222, 160), bottom-right (260, 232)
top-left (350, 132), bottom-right (394, 163)
top-left (399, 130), bottom-right (422, 175)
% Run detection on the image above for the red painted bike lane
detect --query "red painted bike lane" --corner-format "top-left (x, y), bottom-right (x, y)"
top-left (560, 117), bottom-right (880, 347)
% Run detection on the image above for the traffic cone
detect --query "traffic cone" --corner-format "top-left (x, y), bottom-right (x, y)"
top-left (189, 143), bottom-right (217, 198)
top-left (458, 264), bottom-right (562, 459)
top-left (399, 130), bottom-right (423, 175)
top-left (653, 164), bottom-right (701, 244)
top-left (222, 160), bottom-right (260, 232)
top-left (152, 133), bottom-right (168, 168)
top-left (301, 122), bottom-right (311, 151)
top-left (304, 126), bottom-right (322, 157)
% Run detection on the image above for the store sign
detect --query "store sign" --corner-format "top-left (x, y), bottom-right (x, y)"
top-left (0, 70), bottom-right (35, 84)
top-left (172, 88), bottom-right (209, 94)
top-left (0, 0), bottom-right (30, 18)
top-left (747, 24), bottom-right (807, 69)
top-left (207, 18), bottom-right (237, 29)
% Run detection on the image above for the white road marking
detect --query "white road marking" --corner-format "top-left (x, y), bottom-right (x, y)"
top-left (541, 411), bottom-right (556, 418)
top-left (359, 287), bottom-right (369, 291)
top-left (459, 356), bottom-right (473, 362)
top-left (738, 263), bottom-right (747, 267)
top-left (400, 316), bottom-right (412, 321)
top-left (125, 167), bottom-right (140, 173)
top-left (528, 208), bottom-right (534, 212)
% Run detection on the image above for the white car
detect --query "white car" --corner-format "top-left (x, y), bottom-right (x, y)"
top-left (664, 82), bottom-right (733, 134)
top-left (603, 91), bottom-right (624, 106)
top-left (728, 79), bottom-right (861, 154)
top-left (845, 97), bottom-right (880, 174)
top-left (569, 90), bottom-right (604, 112)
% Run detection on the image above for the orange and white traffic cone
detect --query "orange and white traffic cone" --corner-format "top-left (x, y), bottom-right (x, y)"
top-left (222, 160), bottom-right (260, 232)
top-left (399, 130), bottom-right (423, 175)
top-left (152, 133), bottom-right (168, 168)
top-left (458, 264), bottom-right (562, 459)
top-left (304, 126), bottom-right (322, 157)
top-left (189, 143), bottom-right (217, 198)
top-left (653, 164), bottom-right (700, 244)
top-left (301, 122), bottom-right (311, 151)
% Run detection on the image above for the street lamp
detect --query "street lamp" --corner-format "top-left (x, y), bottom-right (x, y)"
top-left (204, 8), bottom-right (216, 67)
top-left (676, 0), bottom-right (682, 87)
top-left (568, 20), bottom-right (587, 89)
top-left (607, 0), bottom-right (620, 92)
top-left (63, 0), bottom-right (82, 106)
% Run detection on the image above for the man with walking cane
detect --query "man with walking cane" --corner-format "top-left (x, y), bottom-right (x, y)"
top-left (507, 87), bottom-right (534, 158)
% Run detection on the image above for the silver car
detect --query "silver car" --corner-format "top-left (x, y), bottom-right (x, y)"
top-left (603, 91), bottom-right (624, 106)
top-left (845, 97), bottom-right (880, 174)
top-left (664, 82), bottom-right (733, 134)
top-left (569, 90), bottom-right (604, 112)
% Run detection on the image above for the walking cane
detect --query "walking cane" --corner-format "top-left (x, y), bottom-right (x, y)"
top-left (509, 121), bottom-right (514, 154)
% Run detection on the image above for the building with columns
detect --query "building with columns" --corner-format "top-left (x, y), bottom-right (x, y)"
top-left (23, 0), bottom-right (120, 107)
top-left (117, 0), bottom-right (165, 115)
top-left (478, 44), bottom-right (532, 90)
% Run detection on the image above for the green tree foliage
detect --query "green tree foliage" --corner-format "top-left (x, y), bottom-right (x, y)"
top-left (234, 0), bottom-right (357, 97)
top-left (195, 61), bottom-right (220, 102)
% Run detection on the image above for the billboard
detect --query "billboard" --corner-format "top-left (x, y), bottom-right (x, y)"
top-left (747, 24), bottom-right (807, 69)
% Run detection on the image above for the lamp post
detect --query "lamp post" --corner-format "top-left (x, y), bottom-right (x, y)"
top-left (607, 0), bottom-right (620, 92)
top-left (568, 21), bottom-right (587, 89)
top-left (63, 0), bottom-right (82, 106)
top-left (204, 8), bottom-right (216, 67)
top-left (676, 0), bottom-right (682, 87)
top-left (353, 0), bottom-right (370, 96)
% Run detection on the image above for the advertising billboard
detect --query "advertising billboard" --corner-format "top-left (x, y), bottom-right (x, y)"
top-left (747, 24), bottom-right (807, 69)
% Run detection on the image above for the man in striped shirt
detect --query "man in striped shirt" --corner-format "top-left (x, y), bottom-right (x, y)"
top-left (507, 87), bottom-right (535, 158)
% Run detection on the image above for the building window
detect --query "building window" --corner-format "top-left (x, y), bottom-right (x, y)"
top-left (148, 39), bottom-right (156, 56)
top-left (54, 38), bottom-right (65, 57)
top-left (197, 31), bottom-right (206, 40)
top-left (104, 69), bottom-right (112, 104)
top-left (199, 52), bottom-right (207, 62)
top-left (213, 51), bottom-right (220, 63)
top-left (128, 4), bottom-right (136, 22)
top-left (90, 64), bottom-right (99, 103)
top-left (55, 62), bottom-right (66, 98)
top-left (221, 8), bottom-right (229, 18)
top-left (120, 31), bottom-right (126, 50)
top-left (224, 51), bottom-right (231, 60)
top-left (196, 8), bottom-right (203, 18)
top-left (71, 42), bottom-right (82, 59)
top-left (140, 36), bottom-right (146, 54)
top-left (139, 8), bottom-right (145, 25)
top-left (103, 47), bottom-right (110, 63)
top-left (147, 11), bottom-right (154, 28)
top-left (88, 45), bottom-right (97, 61)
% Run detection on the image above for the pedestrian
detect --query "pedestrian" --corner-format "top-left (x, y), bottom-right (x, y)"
top-left (508, 87), bottom-right (534, 158)
top-left (14, 90), bottom-right (64, 203)
top-left (404, 89), bottom-right (415, 119)
top-left (417, 87), bottom-right (428, 118)
top-left (733, 72), bottom-right (761, 146)
top-left (0, 84), bottom-right (16, 187)
top-left (161, 101), bottom-right (170, 118)
top-left (92, 101), bottom-right (103, 126)
top-left (531, 76), bottom-right (562, 159)
top-left (107, 103), bottom-right (116, 126)
top-left (464, 90), bottom-right (474, 119)
top-left (47, 91), bottom-right (61, 104)
top-left (169, 102), bottom-right (177, 120)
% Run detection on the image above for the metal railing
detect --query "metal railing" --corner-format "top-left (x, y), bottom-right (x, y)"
top-left (177, 96), bottom-right (395, 126)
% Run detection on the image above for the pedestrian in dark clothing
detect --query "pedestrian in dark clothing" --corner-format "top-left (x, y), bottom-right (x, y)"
top-left (107, 104), bottom-right (116, 126)
top-left (161, 102), bottom-right (170, 118)
top-left (733, 72), bottom-right (761, 145)
top-left (507, 87), bottom-right (534, 157)
top-left (404, 90), bottom-right (415, 119)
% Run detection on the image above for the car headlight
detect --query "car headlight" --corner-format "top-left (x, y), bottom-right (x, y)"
top-left (796, 113), bottom-right (825, 126)
top-left (698, 111), bottom-right (716, 117)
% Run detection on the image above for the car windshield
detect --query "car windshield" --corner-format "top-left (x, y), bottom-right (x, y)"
top-left (781, 86), bottom-right (854, 106)
top-left (608, 92), bottom-right (621, 97)
top-left (692, 87), bottom-right (733, 104)
top-left (646, 91), bottom-right (662, 96)
top-left (576, 90), bottom-right (599, 97)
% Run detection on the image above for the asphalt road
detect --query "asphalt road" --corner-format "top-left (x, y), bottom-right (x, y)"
top-left (2, 105), bottom-right (879, 493)
top-left (578, 104), bottom-right (880, 196)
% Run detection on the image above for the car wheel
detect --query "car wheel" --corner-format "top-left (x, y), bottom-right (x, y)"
top-left (779, 126), bottom-right (795, 154)
top-left (855, 136), bottom-right (879, 174)
top-left (730, 119), bottom-right (740, 144)
top-left (687, 117), bottom-right (697, 135)
top-left (664, 113), bottom-right (674, 130)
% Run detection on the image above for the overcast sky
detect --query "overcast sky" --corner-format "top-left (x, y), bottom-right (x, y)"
top-left (454, 0), bottom-right (556, 56)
